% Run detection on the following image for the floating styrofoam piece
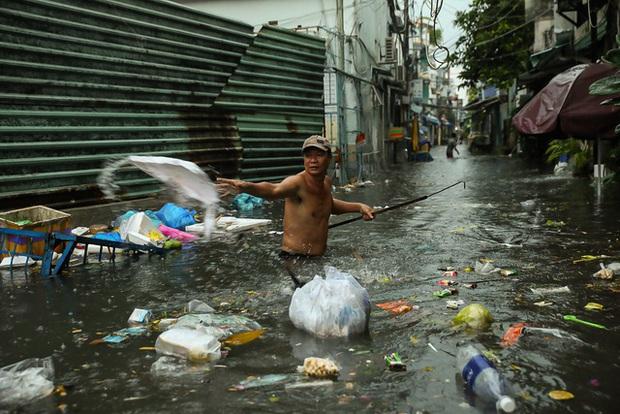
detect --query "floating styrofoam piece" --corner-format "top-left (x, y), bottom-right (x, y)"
top-left (217, 217), bottom-right (271, 233)
top-left (155, 327), bottom-right (221, 362)
top-left (125, 231), bottom-right (153, 246)
top-left (119, 212), bottom-right (163, 244)
top-left (186, 217), bottom-right (271, 234)
top-left (128, 308), bottom-right (152, 325)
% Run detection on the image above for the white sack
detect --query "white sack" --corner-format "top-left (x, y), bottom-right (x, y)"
top-left (288, 266), bottom-right (370, 338)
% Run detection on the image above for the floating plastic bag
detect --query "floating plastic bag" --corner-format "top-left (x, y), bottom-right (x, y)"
top-left (150, 355), bottom-right (211, 378)
top-left (452, 303), bottom-right (493, 330)
top-left (288, 266), bottom-right (370, 337)
top-left (376, 300), bottom-right (415, 315)
top-left (171, 313), bottom-right (262, 339)
top-left (232, 193), bottom-right (264, 211)
top-left (98, 156), bottom-right (219, 238)
top-left (155, 327), bottom-right (221, 362)
top-left (187, 299), bottom-right (214, 313)
top-left (111, 210), bottom-right (136, 228)
top-left (474, 260), bottom-right (499, 274)
top-left (230, 374), bottom-right (293, 391)
top-left (0, 357), bottom-right (54, 409)
top-left (155, 203), bottom-right (196, 230)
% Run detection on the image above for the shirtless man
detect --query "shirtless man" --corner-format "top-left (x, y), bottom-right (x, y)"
top-left (216, 135), bottom-right (374, 256)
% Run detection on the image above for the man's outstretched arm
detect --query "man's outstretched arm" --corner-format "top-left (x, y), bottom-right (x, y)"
top-left (332, 198), bottom-right (375, 220)
top-left (216, 176), bottom-right (299, 201)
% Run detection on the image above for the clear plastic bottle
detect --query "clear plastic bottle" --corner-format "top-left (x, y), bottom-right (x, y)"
top-left (457, 344), bottom-right (516, 413)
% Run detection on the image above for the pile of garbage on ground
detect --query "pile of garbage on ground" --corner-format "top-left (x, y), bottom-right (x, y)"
top-left (0, 194), bottom-right (271, 270)
top-left (87, 196), bottom-right (271, 250)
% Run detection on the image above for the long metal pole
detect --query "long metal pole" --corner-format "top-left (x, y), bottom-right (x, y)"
top-left (329, 180), bottom-right (466, 229)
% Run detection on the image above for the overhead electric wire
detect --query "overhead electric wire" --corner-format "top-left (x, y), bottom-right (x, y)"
top-left (471, 7), bottom-right (553, 48)
top-left (473, 2), bottom-right (521, 33)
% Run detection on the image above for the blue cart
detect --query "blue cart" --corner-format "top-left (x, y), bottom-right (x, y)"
top-left (0, 227), bottom-right (166, 278)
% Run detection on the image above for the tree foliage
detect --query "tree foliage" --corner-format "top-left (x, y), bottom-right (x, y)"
top-left (448, 0), bottom-right (533, 89)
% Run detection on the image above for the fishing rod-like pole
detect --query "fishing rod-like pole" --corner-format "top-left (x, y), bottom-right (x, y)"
top-left (329, 180), bottom-right (466, 229)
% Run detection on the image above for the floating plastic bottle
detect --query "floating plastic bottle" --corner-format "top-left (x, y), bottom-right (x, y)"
top-left (457, 344), bottom-right (516, 412)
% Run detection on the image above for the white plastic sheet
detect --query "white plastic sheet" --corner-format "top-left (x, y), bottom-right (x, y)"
top-left (0, 357), bottom-right (54, 409)
top-left (288, 266), bottom-right (370, 337)
top-left (98, 156), bottom-right (219, 238)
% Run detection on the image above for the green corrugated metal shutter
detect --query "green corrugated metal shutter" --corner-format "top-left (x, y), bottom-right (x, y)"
top-left (215, 25), bottom-right (326, 182)
top-left (0, 0), bottom-right (252, 208)
top-left (0, 3), bottom-right (326, 209)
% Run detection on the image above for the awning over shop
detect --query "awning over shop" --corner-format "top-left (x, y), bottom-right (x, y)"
top-left (513, 63), bottom-right (620, 139)
top-left (462, 96), bottom-right (500, 112)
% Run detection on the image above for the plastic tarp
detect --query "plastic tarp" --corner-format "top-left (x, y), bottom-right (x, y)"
top-left (513, 63), bottom-right (620, 139)
top-left (425, 114), bottom-right (441, 125)
top-left (0, 357), bottom-right (54, 408)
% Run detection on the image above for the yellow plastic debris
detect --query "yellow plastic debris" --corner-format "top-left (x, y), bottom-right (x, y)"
top-left (452, 304), bottom-right (493, 330)
top-left (584, 302), bottom-right (604, 311)
top-left (573, 255), bottom-right (610, 264)
top-left (223, 329), bottom-right (265, 346)
top-left (548, 390), bottom-right (574, 400)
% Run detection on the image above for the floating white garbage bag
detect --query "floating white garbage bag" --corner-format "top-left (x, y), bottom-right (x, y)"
top-left (288, 266), bottom-right (370, 338)
top-left (0, 357), bottom-right (54, 409)
top-left (155, 327), bottom-right (221, 362)
top-left (474, 260), bottom-right (498, 274)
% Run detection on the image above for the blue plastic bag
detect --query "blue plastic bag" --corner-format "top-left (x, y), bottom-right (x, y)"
top-left (155, 203), bottom-right (196, 230)
top-left (144, 210), bottom-right (163, 227)
top-left (112, 210), bottom-right (136, 228)
top-left (233, 193), bottom-right (264, 211)
top-left (94, 232), bottom-right (123, 242)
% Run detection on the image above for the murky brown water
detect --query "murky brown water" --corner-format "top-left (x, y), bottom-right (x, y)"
top-left (2, 145), bottom-right (619, 413)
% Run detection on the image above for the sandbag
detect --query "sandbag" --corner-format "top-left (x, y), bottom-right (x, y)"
top-left (288, 266), bottom-right (370, 337)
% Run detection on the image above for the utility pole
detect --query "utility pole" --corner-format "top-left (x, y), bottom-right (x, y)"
top-left (337, 0), bottom-right (345, 72)
top-left (403, 0), bottom-right (409, 98)
top-left (336, 0), bottom-right (347, 184)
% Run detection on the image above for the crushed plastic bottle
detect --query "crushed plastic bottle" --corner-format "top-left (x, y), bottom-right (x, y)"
top-left (457, 344), bottom-right (516, 412)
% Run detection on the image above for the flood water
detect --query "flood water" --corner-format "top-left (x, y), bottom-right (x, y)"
top-left (2, 145), bottom-right (619, 413)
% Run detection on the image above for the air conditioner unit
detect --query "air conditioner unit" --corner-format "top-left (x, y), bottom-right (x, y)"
top-left (384, 37), bottom-right (395, 62)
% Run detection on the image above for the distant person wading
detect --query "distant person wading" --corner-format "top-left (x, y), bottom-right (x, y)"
top-left (216, 135), bottom-right (374, 257)
top-left (446, 133), bottom-right (460, 159)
